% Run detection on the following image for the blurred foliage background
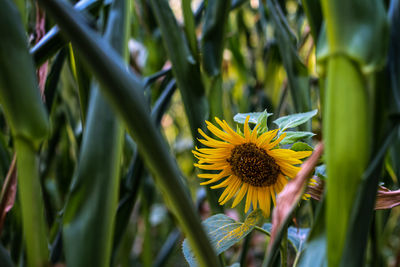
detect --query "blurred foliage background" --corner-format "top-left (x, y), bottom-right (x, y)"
top-left (1, 0), bottom-right (400, 266)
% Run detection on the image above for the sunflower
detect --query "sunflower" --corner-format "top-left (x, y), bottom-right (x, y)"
top-left (192, 116), bottom-right (312, 217)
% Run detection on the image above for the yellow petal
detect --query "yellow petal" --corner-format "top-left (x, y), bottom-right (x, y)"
top-left (211, 175), bottom-right (234, 189)
top-left (244, 116), bottom-right (251, 140)
top-left (252, 187), bottom-right (259, 211)
top-left (196, 147), bottom-right (231, 155)
top-left (245, 186), bottom-right (253, 213)
top-left (194, 163), bottom-right (228, 170)
top-left (231, 183), bottom-right (249, 208)
top-left (206, 120), bottom-right (237, 144)
top-left (270, 187), bottom-right (276, 206)
top-left (278, 162), bottom-right (300, 178)
top-left (215, 118), bottom-right (244, 141)
top-left (292, 150), bottom-right (313, 159)
top-left (220, 177), bottom-right (242, 204)
top-left (265, 132), bottom-right (287, 150)
top-left (198, 138), bottom-right (233, 148)
top-left (250, 124), bottom-right (259, 142)
top-left (256, 129), bottom-right (278, 146)
top-left (264, 191), bottom-right (271, 217)
top-left (258, 188), bottom-right (267, 214)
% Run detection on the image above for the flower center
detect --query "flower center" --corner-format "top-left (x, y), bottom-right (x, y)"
top-left (227, 143), bottom-right (280, 187)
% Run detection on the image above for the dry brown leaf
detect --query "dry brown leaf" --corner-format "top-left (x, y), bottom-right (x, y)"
top-left (0, 154), bottom-right (17, 234)
top-left (305, 175), bottom-right (324, 201)
top-left (35, 1), bottom-right (48, 98)
top-left (306, 176), bottom-right (400, 210)
top-left (268, 143), bottom-right (324, 251)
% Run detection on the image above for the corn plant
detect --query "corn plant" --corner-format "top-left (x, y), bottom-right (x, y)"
top-left (1, 0), bottom-right (400, 266)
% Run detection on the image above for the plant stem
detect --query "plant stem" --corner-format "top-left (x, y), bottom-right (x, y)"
top-left (15, 139), bottom-right (48, 267)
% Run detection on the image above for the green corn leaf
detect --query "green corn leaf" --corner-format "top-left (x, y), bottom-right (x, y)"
top-left (30, 0), bottom-right (104, 66)
top-left (262, 224), bottom-right (310, 253)
top-left (0, 244), bottom-right (13, 267)
top-left (181, 0), bottom-right (198, 57)
top-left (340, 125), bottom-right (398, 266)
top-left (319, 0), bottom-right (388, 72)
top-left (149, 0), bottom-right (222, 215)
top-left (149, 0), bottom-right (208, 142)
top-left (37, 0), bottom-right (219, 265)
top-left (62, 0), bottom-right (128, 266)
top-left (14, 139), bottom-right (49, 267)
top-left (324, 56), bottom-right (370, 266)
top-left (0, 1), bottom-right (50, 266)
top-left (0, 0), bottom-right (49, 146)
top-left (297, 198), bottom-right (327, 267)
top-left (202, 0), bottom-right (231, 76)
top-left (68, 45), bottom-right (91, 126)
top-left (183, 209), bottom-right (263, 267)
top-left (290, 142), bottom-right (314, 152)
top-left (233, 110), bottom-right (273, 125)
top-left (388, 0), bottom-right (400, 113)
top-left (273, 110), bottom-right (318, 132)
top-left (262, 0), bottom-right (311, 118)
top-left (301, 0), bottom-right (323, 42)
top-left (280, 131), bottom-right (315, 145)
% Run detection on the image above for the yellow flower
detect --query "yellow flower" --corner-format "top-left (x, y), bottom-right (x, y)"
top-left (193, 116), bottom-right (312, 217)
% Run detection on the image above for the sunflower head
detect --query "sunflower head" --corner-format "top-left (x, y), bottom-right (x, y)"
top-left (192, 116), bottom-right (312, 217)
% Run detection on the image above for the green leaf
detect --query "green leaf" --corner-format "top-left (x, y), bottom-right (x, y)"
top-left (301, 0), bottom-right (323, 42)
top-left (319, 0), bottom-right (388, 72)
top-left (183, 209), bottom-right (263, 266)
top-left (290, 142), bottom-right (314, 152)
top-left (149, 0), bottom-right (208, 142)
top-left (31, 0), bottom-right (104, 66)
top-left (181, 0), bottom-right (198, 57)
top-left (261, 0), bottom-right (311, 120)
top-left (273, 110), bottom-right (318, 132)
top-left (38, 0), bottom-right (219, 265)
top-left (0, 0), bottom-right (49, 146)
top-left (297, 198), bottom-right (327, 267)
top-left (340, 126), bottom-right (398, 267)
top-left (0, 244), bottom-right (13, 267)
top-left (233, 110), bottom-right (273, 125)
top-left (202, 0), bottom-right (231, 76)
top-left (280, 132), bottom-right (315, 145)
top-left (262, 224), bottom-right (310, 253)
top-left (62, 1), bottom-right (128, 266)
top-left (0, 1), bottom-right (49, 266)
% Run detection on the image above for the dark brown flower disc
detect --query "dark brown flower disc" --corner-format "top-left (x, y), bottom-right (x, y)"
top-left (227, 143), bottom-right (280, 187)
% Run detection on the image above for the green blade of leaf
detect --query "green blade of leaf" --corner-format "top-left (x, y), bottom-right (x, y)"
top-left (0, 244), bottom-right (13, 267)
top-left (291, 142), bottom-right (314, 152)
top-left (297, 197), bottom-right (327, 267)
top-left (149, 0), bottom-right (208, 142)
top-left (319, 0), bottom-right (388, 72)
top-left (301, 0), bottom-right (323, 42)
top-left (183, 209), bottom-right (263, 266)
top-left (30, 0), bottom-right (104, 66)
top-left (273, 110), bottom-right (317, 132)
top-left (0, 1), bottom-right (50, 266)
top-left (0, 0), bottom-right (49, 146)
top-left (280, 131), bottom-right (315, 145)
top-left (37, 0), bottom-right (220, 265)
top-left (62, 0), bottom-right (128, 266)
top-left (181, 0), bottom-right (198, 57)
top-left (233, 111), bottom-right (273, 125)
top-left (340, 125), bottom-right (398, 266)
top-left (202, 0), bottom-right (231, 76)
top-left (262, 224), bottom-right (310, 253)
top-left (149, 0), bottom-right (222, 215)
top-left (261, 0), bottom-right (312, 119)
